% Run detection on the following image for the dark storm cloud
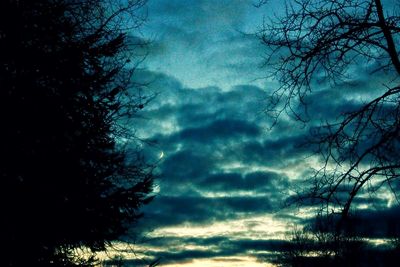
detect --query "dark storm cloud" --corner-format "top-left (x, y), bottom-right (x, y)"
top-left (232, 134), bottom-right (314, 169)
top-left (132, 69), bottom-right (303, 231)
top-left (143, 236), bottom-right (228, 248)
top-left (295, 86), bottom-right (380, 124)
top-left (143, 195), bottom-right (275, 227)
top-left (174, 119), bottom-right (261, 143)
top-left (133, 68), bottom-right (277, 161)
top-left (156, 145), bottom-right (292, 196)
top-left (151, 137), bottom-right (287, 195)
top-left (197, 171), bottom-right (288, 194)
top-left (262, 43), bottom-right (399, 126)
top-left (158, 149), bottom-right (215, 188)
top-left (133, 69), bottom-right (267, 122)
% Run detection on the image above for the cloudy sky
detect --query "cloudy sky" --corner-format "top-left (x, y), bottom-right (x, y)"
top-left (112, 0), bottom-right (400, 266)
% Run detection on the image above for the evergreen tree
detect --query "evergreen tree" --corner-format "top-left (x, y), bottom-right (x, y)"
top-left (0, 1), bottom-right (153, 266)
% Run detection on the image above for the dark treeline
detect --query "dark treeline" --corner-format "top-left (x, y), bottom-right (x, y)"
top-left (0, 1), bottom-right (153, 266)
top-left (269, 215), bottom-right (400, 267)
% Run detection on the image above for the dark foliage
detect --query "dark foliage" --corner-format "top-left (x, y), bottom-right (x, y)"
top-left (0, 0), bottom-right (153, 266)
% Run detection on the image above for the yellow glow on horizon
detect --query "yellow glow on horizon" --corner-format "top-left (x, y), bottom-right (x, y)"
top-left (151, 214), bottom-right (288, 240)
top-left (160, 256), bottom-right (276, 267)
top-left (367, 238), bottom-right (392, 246)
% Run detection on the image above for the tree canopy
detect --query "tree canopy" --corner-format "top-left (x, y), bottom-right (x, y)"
top-left (260, 0), bottom-right (400, 219)
top-left (0, 1), bottom-right (153, 266)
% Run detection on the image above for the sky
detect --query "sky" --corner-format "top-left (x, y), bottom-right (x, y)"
top-left (112, 0), bottom-right (400, 266)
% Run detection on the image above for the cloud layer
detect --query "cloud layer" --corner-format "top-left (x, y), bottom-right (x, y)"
top-left (121, 0), bottom-right (400, 266)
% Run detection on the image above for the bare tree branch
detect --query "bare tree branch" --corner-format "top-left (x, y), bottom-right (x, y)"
top-left (261, 0), bottom-right (400, 220)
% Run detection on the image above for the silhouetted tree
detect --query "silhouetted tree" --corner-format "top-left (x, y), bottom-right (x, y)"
top-left (271, 216), bottom-right (400, 267)
top-left (272, 223), bottom-right (370, 267)
top-left (260, 0), bottom-right (400, 218)
top-left (0, 0), bottom-right (153, 266)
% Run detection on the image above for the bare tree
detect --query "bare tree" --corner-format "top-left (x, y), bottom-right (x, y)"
top-left (260, 0), bottom-right (400, 218)
top-left (272, 223), bottom-right (369, 267)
